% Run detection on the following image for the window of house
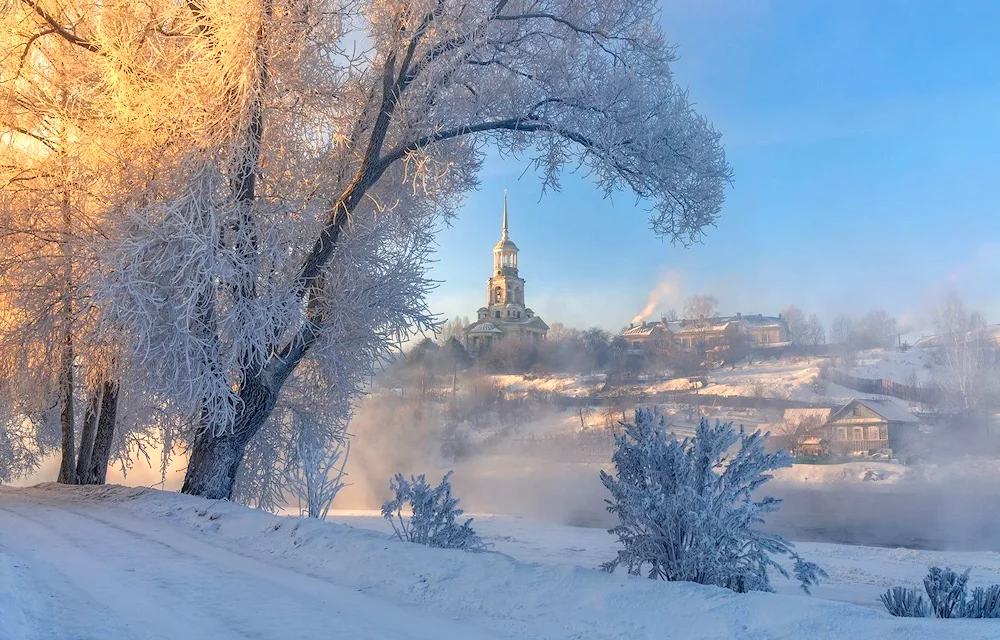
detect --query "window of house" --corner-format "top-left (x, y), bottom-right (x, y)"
top-left (836, 427), bottom-right (848, 440)
top-left (880, 426), bottom-right (888, 440)
top-left (494, 311), bottom-right (500, 318)
top-left (852, 427), bottom-right (864, 441)
top-left (867, 426), bottom-right (880, 440)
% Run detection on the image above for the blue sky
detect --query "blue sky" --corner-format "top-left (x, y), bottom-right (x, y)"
top-left (426, 0), bottom-right (1000, 334)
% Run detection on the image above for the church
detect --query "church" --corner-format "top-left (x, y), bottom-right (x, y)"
top-left (464, 194), bottom-right (549, 356)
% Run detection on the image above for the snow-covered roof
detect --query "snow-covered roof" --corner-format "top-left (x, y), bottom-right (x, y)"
top-left (622, 322), bottom-right (666, 337)
top-left (737, 314), bottom-right (785, 328)
top-left (830, 398), bottom-right (920, 424)
top-left (666, 318), bottom-right (735, 334)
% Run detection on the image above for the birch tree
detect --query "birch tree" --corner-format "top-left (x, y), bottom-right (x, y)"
top-left (0, 3), bottom-right (127, 484)
top-left (932, 293), bottom-right (996, 413)
top-left (5, 0), bottom-right (731, 499)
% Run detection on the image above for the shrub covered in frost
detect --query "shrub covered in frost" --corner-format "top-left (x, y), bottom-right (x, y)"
top-left (882, 566), bottom-right (1000, 618)
top-left (382, 470), bottom-right (487, 551)
top-left (881, 587), bottom-right (931, 618)
top-left (601, 409), bottom-right (826, 594)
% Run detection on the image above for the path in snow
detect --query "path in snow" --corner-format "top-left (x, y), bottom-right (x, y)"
top-left (0, 489), bottom-right (498, 640)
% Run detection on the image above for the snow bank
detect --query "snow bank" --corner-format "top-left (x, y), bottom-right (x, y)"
top-left (18, 483), bottom-right (1000, 640)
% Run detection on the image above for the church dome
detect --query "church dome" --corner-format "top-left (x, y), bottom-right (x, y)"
top-left (468, 322), bottom-right (504, 334)
top-left (493, 238), bottom-right (519, 252)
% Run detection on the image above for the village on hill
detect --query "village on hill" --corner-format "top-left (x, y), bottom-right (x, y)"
top-left (383, 198), bottom-right (1000, 482)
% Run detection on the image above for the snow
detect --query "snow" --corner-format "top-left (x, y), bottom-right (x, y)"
top-left (490, 348), bottom-right (940, 407)
top-left (492, 373), bottom-right (604, 397)
top-left (847, 349), bottom-right (937, 387)
top-left (0, 552), bottom-right (29, 640)
top-left (772, 462), bottom-right (911, 484)
top-left (324, 511), bottom-right (1000, 610)
top-left (3, 484), bottom-right (1000, 639)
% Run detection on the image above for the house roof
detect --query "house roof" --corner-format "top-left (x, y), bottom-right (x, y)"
top-left (622, 322), bottom-right (666, 337)
top-left (737, 314), bottom-right (786, 328)
top-left (830, 398), bottom-right (920, 424)
top-left (666, 318), bottom-right (736, 334)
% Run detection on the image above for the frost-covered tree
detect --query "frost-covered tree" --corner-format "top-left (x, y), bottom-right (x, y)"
top-left (437, 317), bottom-right (469, 346)
top-left (684, 294), bottom-right (718, 321)
top-left (382, 470), bottom-right (487, 550)
top-left (0, 5), bottom-right (132, 485)
top-left (230, 365), bottom-right (354, 513)
top-left (283, 437), bottom-right (350, 520)
top-left (804, 314), bottom-right (825, 346)
top-left (4, 0), bottom-right (730, 500)
top-left (931, 292), bottom-right (997, 412)
top-left (830, 315), bottom-right (854, 347)
top-left (781, 306), bottom-right (806, 344)
top-left (601, 409), bottom-right (826, 594)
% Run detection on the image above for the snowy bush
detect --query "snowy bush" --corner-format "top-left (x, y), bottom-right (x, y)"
top-left (382, 471), bottom-right (487, 551)
top-left (283, 438), bottom-right (350, 520)
top-left (600, 409), bottom-right (826, 594)
top-left (965, 585), bottom-right (1000, 619)
top-left (882, 566), bottom-right (1000, 618)
top-left (881, 587), bottom-right (931, 618)
top-left (925, 566), bottom-right (970, 618)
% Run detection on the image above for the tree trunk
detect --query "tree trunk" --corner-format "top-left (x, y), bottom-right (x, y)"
top-left (86, 380), bottom-right (119, 485)
top-left (56, 339), bottom-right (76, 484)
top-left (74, 389), bottom-right (101, 483)
top-left (181, 377), bottom-right (276, 500)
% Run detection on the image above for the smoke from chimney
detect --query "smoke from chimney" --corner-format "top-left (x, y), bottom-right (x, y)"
top-left (631, 273), bottom-right (682, 325)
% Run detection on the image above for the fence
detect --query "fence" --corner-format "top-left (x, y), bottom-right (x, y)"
top-left (819, 368), bottom-right (941, 405)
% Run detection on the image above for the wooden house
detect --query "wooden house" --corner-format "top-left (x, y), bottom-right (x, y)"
top-left (818, 398), bottom-right (919, 456)
top-left (772, 399), bottom-right (920, 458)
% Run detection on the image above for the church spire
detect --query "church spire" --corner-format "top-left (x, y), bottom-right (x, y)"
top-left (501, 190), bottom-right (509, 241)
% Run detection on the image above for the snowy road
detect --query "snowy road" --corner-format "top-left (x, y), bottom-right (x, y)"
top-left (3, 484), bottom-right (1000, 640)
top-left (0, 490), bottom-right (497, 640)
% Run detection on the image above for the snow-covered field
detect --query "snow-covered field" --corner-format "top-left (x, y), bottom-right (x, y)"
top-left (3, 484), bottom-right (1000, 640)
top-left (324, 510), bottom-right (1000, 610)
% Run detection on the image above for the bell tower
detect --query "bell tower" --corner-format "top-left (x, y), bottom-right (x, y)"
top-left (486, 192), bottom-right (526, 319)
